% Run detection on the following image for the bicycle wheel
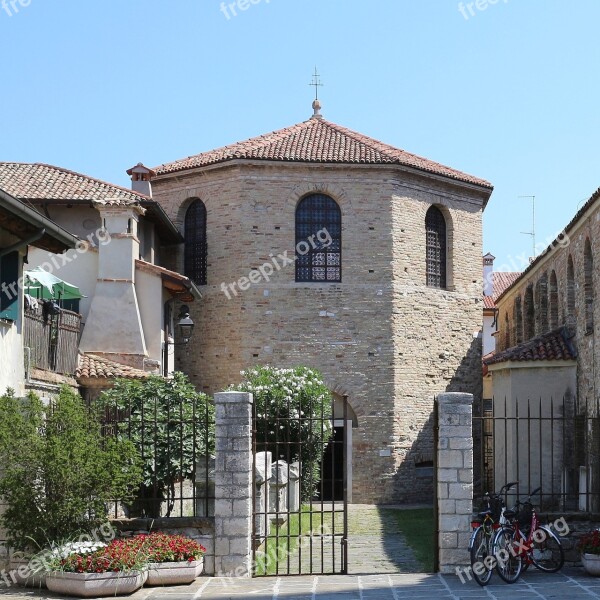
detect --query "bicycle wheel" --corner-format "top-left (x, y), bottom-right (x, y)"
top-left (470, 526), bottom-right (493, 586)
top-left (493, 526), bottom-right (523, 583)
top-left (529, 526), bottom-right (564, 572)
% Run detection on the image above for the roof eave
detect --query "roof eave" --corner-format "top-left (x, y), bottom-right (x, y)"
top-left (140, 200), bottom-right (184, 244)
top-left (0, 187), bottom-right (79, 252)
top-left (153, 158), bottom-right (494, 197)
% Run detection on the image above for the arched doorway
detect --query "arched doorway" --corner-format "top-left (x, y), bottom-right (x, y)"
top-left (321, 394), bottom-right (357, 502)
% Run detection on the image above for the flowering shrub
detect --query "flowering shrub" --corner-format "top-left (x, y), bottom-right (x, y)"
top-left (233, 366), bottom-right (333, 500)
top-left (51, 541), bottom-right (107, 559)
top-left (134, 533), bottom-right (206, 563)
top-left (578, 530), bottom-right (600, 555)
top-left (55, 538), bottom-right (148, 573)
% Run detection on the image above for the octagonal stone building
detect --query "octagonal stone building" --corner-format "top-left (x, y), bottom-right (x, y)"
top-left (147, 105), bottom-right (492, 504)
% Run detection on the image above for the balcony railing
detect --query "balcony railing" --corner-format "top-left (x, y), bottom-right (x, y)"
top-left (23, 305), bottom-right (81, 375)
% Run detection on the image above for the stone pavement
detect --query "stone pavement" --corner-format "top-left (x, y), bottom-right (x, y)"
top-left (282, 504), bottom-right (423, 575)
top-left (2, 568), bottom-right (600, 599)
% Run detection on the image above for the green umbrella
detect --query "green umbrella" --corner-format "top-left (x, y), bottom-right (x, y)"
top-left (24, 267), bottom-right (84, 301)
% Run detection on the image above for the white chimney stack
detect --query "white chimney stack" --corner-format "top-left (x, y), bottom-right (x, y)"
top-left (127, 163), bottom-right (155, 197)
top-left (483, 253), bottom-right (495, 297)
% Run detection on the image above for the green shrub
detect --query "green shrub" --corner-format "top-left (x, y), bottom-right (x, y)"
top-left (0, 387), bottom-right (141, 550)
top-left (99, 372), bottom-right (215, 517)
top-left (233, 366), bottom-right (333, 500)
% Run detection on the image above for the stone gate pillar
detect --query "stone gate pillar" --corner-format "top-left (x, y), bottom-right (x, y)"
top-left (214, 392), bottom-right (253, 577)
top-left (436, 392), bottom-right (473, 574)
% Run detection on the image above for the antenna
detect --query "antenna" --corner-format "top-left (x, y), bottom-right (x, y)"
top-left (309, 67), bottom-right (323, 100)
top-left (519, 195), bottom-right (536, 258)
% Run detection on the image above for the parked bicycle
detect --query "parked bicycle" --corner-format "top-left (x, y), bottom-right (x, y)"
top-left (469, 481), bottom-right (518, 586)
top-left (496, 486), bottom-right (564, 581)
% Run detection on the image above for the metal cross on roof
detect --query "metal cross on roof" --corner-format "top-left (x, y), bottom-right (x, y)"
top-left (309, 67), bottom-right (323, 100)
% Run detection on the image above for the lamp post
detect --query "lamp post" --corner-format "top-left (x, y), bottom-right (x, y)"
top-left (163, 305), bottom-right (195, 376)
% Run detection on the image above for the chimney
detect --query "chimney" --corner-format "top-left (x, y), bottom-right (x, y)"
top-left (483, 253), bottom-right (495, 297)
top-left (127, 163), bottom-right (155, 197)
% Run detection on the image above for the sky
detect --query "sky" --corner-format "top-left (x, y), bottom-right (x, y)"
top-left (1, 0), bottom-right (598, 273)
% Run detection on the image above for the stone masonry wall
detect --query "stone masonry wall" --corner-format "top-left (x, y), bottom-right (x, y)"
top-left (152, 161), bottom-right (488, 504)
top-left (495, 199), bottom-right (600, 409)
top-left (436, 392), bottom-right (474, 574)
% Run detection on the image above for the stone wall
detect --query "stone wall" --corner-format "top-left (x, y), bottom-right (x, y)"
top-left (495, 194), bottom-right (599, 410)
top-left (436, 392), bottom-right (473, 574)
top-left (152, 160), bottom-right (488, 504)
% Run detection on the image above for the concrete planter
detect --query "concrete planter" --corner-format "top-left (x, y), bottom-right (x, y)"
top-left (582, 554), bottom-right (600, 576)
top-left (46, 570), bottom-right (147, 597)
top-left (146, 558), bottom-right (204, 586)
top-left (9, 557), bottom-right (47, 588)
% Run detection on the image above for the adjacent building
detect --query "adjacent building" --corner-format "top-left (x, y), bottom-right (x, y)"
top-left (0, 163), bottom-right (200, 399)
top-left (0, 186), bottom-right (78, 396)
top-left (485, 186), bottom-right (600, 511)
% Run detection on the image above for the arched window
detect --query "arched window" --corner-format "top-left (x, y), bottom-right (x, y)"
top-left (584, 239), bottom-right (594, 334)
top-left (535, 273), bottom-right (549, 334)
top-left (567, 255), bottom-right (576, 325)
top-left (425, 206), bottom-right (447, 289)
top-left (514, 296), bottom-right (523, 345)
top-left (524, 284), bottom-right (535, 340)
top-left (549, 270), bottom-right (559, 329)
top-left (184, 199), bottom-right (207, 285)
top-left (295, 194), bottom-right (341, 282)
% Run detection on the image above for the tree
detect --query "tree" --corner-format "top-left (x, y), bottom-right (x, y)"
top-left (99, 372), bottom-right (215, 518)
top-left (234, 366), bottom-right (333, 500)
top-left (0, 387), bottom-right (141, 550)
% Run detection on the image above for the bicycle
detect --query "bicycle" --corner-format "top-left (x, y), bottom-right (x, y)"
top-left (469, 481), bottom-right (518, 586)
top-left (502, 487), bottom-right (564, 575)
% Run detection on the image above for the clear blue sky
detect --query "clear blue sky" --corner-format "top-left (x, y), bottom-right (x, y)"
top-left (1, 0), bottom-right (598, 272)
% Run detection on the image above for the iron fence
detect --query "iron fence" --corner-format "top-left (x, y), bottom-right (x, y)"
top-left (474, 395), bottom-right (600, 514)
top-left (252, 393), bottom-right (348, 576)
top-left (100, 394), bottom-right (214, 520)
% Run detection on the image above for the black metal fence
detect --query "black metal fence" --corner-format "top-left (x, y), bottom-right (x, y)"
top-left (474, 396), bottom-right (600, 514)
top-left (252, 393), bottom-right (348, 576)
top-left (100, 394), bottom-right (214, 520)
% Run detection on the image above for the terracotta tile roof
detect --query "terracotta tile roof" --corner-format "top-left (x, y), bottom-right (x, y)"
top-left (482, 351), bottom-right (495, 376)
top-left (483, 272), bottom-right (522, 310)
top-left (76, 353), bottom-right (150, 380)
top-left (493, 272), bottom-right (521, 298)
top-left (135, 259), bottom-right (201, 301)
top-left (154, 118), bottom-right (493, 189)
top-left (483, 296), bottom-right (496, 310)
top-left (484, 328), bottom-right (577, 366)
top-left (0, 163), bottom-right (148, 205)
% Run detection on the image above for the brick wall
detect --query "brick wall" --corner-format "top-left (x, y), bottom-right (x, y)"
top-left (494, 198), bottom-right (599, 407)
top-left (152, 161), bottom-right (488, 504)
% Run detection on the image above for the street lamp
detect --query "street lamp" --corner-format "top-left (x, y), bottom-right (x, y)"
top-left (176, 306), bottom-right (195, 343)
top-left (163, 305), bottom-right (195, 376)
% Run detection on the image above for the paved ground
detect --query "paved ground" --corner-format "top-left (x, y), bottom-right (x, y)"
top-left (280, 504), bottom-right (422, 575)
top-left (2, 504), bottom-right (596, 598)
top-left (2, 568), bottom-right (600, 599)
